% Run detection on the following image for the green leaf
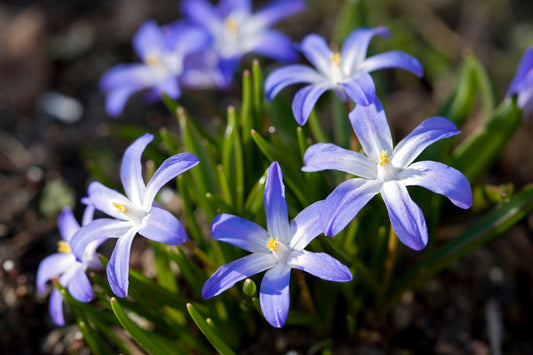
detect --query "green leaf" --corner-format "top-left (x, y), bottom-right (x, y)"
top-left (110, 297), bottom-right (184, 355)
top-left (222, 106), bottom-right (245, 214)
top-left (186, 303), bottom-right (237, 355)
top-left (387, 183), bottom-right (533, 312)
top-left (452, 99), bottom-right (522, 183)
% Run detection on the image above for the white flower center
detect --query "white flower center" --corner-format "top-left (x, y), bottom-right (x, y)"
top-left (330, 52), bottom-right (345, 83)
top-left (376, 150), bottom-right (397, 182)
top-left (266, 237), bottom-right (290, 264)
top-left (112, 201), bottom-right (148, 225)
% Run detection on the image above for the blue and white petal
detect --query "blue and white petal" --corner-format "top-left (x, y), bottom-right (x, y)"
top-left (381, 181), bottom-right (428, 251)
top-left (358, 51), bottom-right (424, 77)
top-left (289, 201), bottom-right (324, 250)
top-left (138, 207), bottom-right (187, 245)
top-left (302, 143), bottom-right (376, 179)
top-left (202, 253), bottom-right (276, 299)
top-left (107, 227), bottom-right (139, 298)
top-left (288, 250), bottom-right (352, 282)
top-left (265, 65), bottom-right (324, 100)
top-left (143, 152), bottom-right (199, 210)
top-left (259, 263), bottom-right (291, 328)
top-left (321, 179), bottom-right (381, 237)
top-left (120, 133), bottom-right (152, 206)
top-left (264, 162), bottom-right (291, 244)
top-left (397, 161), bottom-right (473, 209)
top-left (292, 84), bottom-right (331, 125)
top-left (211, 214), bottom-right (270, 253)
top-left (391, 116), bottom-right (459, 168)
top-left (341, 26), bottom-right (390, 74)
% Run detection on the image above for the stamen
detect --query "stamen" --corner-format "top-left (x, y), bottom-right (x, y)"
top-left (57, 240), bottom-right (71, 254)
top-left (144, 53), bottom-right (159, 65)
top-left (378, 150), bottom-right (390, 166)
top-left (113, 202), bottom-right (128, 213)
top-left (224, 18), bottom-right (239, 33)
top-left (331, 52), bottom-right (341, 66)
top-left (267, 237), bottom-right (279, 252)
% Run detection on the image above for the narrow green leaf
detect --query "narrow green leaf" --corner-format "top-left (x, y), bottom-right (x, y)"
top-left (452, 99), bottom-right (522, 182)
top-left (110, 298), bottom-right (183, 355)
top-left (222, 106), bottom-right (245, 214)
top-left (251, 59), bottom-right (264, 124)
top-left (187, 303), bottom-right (237, 355)
top-left (387, 183), bottom-right (533, 312)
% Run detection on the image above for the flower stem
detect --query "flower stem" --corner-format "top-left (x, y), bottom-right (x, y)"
top-left (294, 270), bottom-right (316, 314)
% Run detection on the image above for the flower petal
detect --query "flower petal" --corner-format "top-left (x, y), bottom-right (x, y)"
top-left (341, 26), bottom-right (390, 74)
top-left (49, 288), bottom-right (65, 326)
top-left (391, 116), bottom-right (459, 168)
top-left (132, 20), bottom-right (165, 60)
top-left (156, 75), bottom-right (181, 99)
top-left (138, 206), bottom-right (187, 245)
top-left (107, 227), bottom-right (138, 297)
top-left (36, 253), bottom-right (76, 294)
top-left (289, 201), bottom-right (324, 250)
top-left (507, 45), bottom-right (533, 96)
top-left (349, 97), bottom-right (393, 162)
top-left (143, 152), bottom-right (199, 209)
top-left (252, 30), bottom-right (299, 62)
top-left (105, 83), bottom-right (145, 117)
top-left (292, 84), bottom-right (331, 125)
top-left (381, 181), bottom-right (428, 251)
top-left (165, 21), bottom-right (211, 56)
top-left (358, 50), bottom-right (424, 77)
top-left (253, 0), bottom-right (306, 28)
top-left (264, 162), bottom-right (291, 244)
top-left (288, 250), bottom-right (352, 282)
top-left (397, 161), bottom-right (473, 209)
top-left (67, 267), bottom-right (93, 303)
top-left (302, 143), bottom-right (376, 179)
top-left (57, 207), bottom-right (80, 243)
top-left (321, 179), bottom-right (381, 236)
top-left (88, 182), bottom-right (132, 220)
top-left (342, 72), bottom-right (377, 106)
top-left (181, 0), bottom-right (221, 34)
top-left (70, 218), bottom-right (131, 261)
top-left (218, 0), bottom-right (251, 16)
top-left (259, 264), bottom-right (291, 328)
top-left (211, 213), bottom-right (270, 253)
top-left (300, 34), bottom-right (333, 76)
top-left (264, 64), bottom-right (323, 100)
top-left (121, 134), bottom-right (152, 206)
top-left (202, 253), bottom-right (275, 298)
top-left (100, 64), bottom-right (152, 92)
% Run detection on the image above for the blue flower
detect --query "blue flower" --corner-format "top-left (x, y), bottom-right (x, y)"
top-left (264, 27), bottom-right (423, 125)
top-left (71, 133), bottom-right (199, 297)
top-left (100, 20), bottom-right (210, 116)
top-left (180, 0), bottom-right (305, 86)
top-left (507, 45), bottom-right (533, 117)
top-left (36, 205), bottom-right (104, 326)
top-left (302, 76), bottom-right (472, 250)
top-left (202, 162), bottom-right (352, 328)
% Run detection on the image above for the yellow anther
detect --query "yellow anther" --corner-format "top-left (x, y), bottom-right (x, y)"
top-left (378, 150), bottom-right (390, 166)
top-left (57, 240), bottom-right (71, 254)
top-left (224, 18), bottom-right (239, 33)
top-left (144, 53), bottom-right (160, 65)
top-left (331, 52), bottom-right (341, 66)
top-left (113, 202), bottom-right (128, 213)
top-left (267, 237), bottom-right (279, 252)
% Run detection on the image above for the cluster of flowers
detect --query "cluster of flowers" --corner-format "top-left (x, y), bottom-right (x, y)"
top-left (38, 0), bottom-right (533, 330)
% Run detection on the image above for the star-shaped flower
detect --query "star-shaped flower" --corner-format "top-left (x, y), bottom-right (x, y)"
top-left (71, 133), bottom-right (199, 297)
top-left (302, 76), bottom-right (472, 250)
top-left (507, 45), bottom-right (533, 117)
top-left (202, 162), bottom-right (352, 328)
top-left (181, 0), bottom-right (305, 86)
top-left (36, 205), bottom-right (104, 325)
top-left (264, 27), bottom-right (423, 125)
top-left (100, 20), bottom-right (210, 116)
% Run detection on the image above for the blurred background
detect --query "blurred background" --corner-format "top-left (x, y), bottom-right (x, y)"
top-left (1, 0), bottom-right (533, 353)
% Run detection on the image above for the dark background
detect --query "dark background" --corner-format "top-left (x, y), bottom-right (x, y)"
top-left (1, 0), bottom-right (532, 353)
